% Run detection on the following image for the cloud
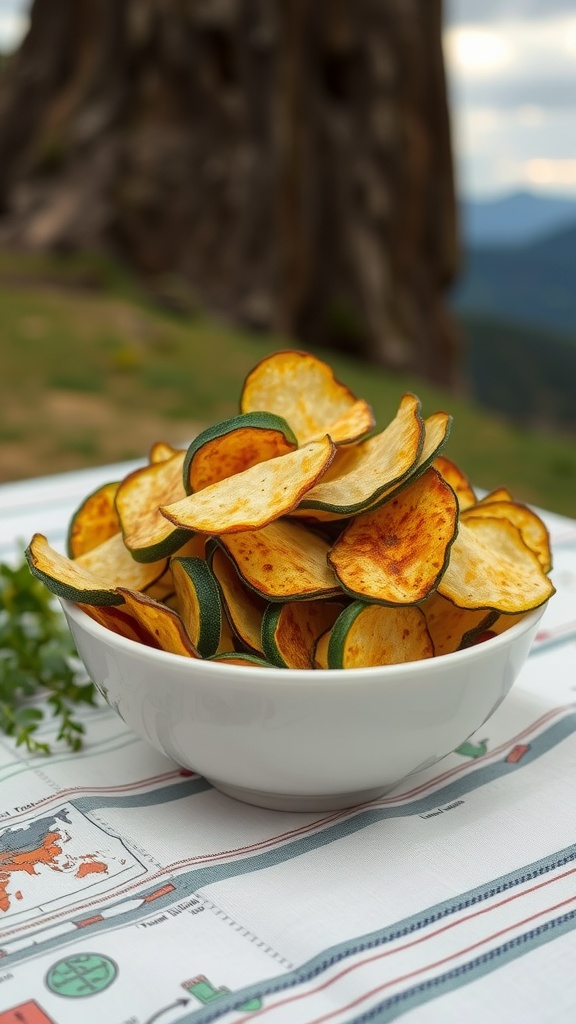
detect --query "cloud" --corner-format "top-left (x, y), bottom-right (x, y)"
top-left (446, 0), bottom-right (576, 26)
top-left (0, 0), bottom-right (29, 52)
top-left (443, 7), bottom-right (576, 195)
top-left (0, 11), bottom-right (27, 51)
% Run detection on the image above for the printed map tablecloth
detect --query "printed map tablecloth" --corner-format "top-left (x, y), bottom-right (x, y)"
top-left (0, 463), bottom-right (575, 1024)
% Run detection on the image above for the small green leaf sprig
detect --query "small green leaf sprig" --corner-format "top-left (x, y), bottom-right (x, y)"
top-left (0, 556), bottom-right (96, 754)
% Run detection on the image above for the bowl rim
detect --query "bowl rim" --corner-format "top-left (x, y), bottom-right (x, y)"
top-left (60, 597), bottom-right (547, 686)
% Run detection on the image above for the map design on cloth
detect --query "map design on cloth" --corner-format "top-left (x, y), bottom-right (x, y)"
top-left (0, 803), bottom-right (145, 924)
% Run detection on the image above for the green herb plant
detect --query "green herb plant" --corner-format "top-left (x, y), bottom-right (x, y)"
top-left (0, 556), bottom-right (96, 754)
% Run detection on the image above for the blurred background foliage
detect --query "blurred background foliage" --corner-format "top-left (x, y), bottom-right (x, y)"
top-left (0, 0), bottom-right (574, 517)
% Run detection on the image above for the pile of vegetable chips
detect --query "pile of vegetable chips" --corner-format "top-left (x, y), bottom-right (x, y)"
top-left (26, 350), bottom-right (555, 669)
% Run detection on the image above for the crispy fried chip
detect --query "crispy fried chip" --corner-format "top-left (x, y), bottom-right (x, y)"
top-left (462, 500), bottom-right (552, 572)
top-left (433, 455), bottom-right (477, 509)
top-left (420, 591), bottom-right (498, 656)
top-left (262, 600), bottom-right (346, 669)
top-left (218, 518), bottom-right (341, 600)
top-left (115, 450), bottom-right (191, 561)
top-left (240, 349), bottom-right (374, 445)
top-left (291, 408), bottom-right (452, 524)
top-left (149, 441), bottom-right (184, 464)
top-left (171, 556), bottom-right (222, 657)
top-left (328, 467), bottom-right (459, 604)
top-left (26, 533), bottom-right (167, 605)
top-left (161, 437), bottom-right (336, 535)
top-left (67, 481), bottom-right (121, 558)
top-left (116, 588), bottom-right (199, 657)
top-left (294, 393), bottom-right (423, 515)
top-left (183, 412), bottom-right (297, 493)
top-left (327, 602), bottom-right (434, 668)
top-left (438, 516), bottom-right (555, 612)
top-left (77, 602), bottom-right (162, 648)
top-left (210, 546), bottom-right (267, 654)
top-left (208, 652), bottom-right (274, 667)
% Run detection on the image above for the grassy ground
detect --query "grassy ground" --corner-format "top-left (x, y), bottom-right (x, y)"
top-left (1, 248), bottom-right (575, 518)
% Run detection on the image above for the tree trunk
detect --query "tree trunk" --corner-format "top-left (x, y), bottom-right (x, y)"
top-left (0, 0), bottom-right (460, 385)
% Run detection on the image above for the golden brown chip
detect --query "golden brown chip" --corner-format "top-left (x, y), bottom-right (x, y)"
top-left (149, 440), bottom-right (184, 464)
top-left (67, 481), bottom-right (121, 558)
top-left (438, 516), bottom-right (555, 612)
top-left (77, 534), bottom-right (168, 592)
top-left (262, 599), bottom-right (346, 669)
top-left (161, 437), bottom-right (336, 535)
top-left (433, 455), bottom-right (477, 509)
top-left (26, 533), bottom-right (167, 606)
top-left (183, 412), bottom-right (298, 493)
top-left (313, 628), bottom-right (331, 669)
top-left (115, 450), bottom-right (191, 561)
top-left (219, 518), bottom-right (341, 601)
top-left (295, 393), bottom-right (423, 515)
top-left (420, 591), bottom-right (498, 656)
top-left (116, 588), bottom-right (199, 657)
top-left (328, 602), bottom-right (434, 668)
top-left (210, 546), bottom-right (267, 655)
top-left (478, 487), bottom-right (514, 504)
top-left (77, 603), bottom-right (162, 648)
top-left (328, 467), bottom-right (459, 604)
top-left (462, 500), bottom-right (552, 572)
top-left (171, 556), bottom-right (222, 657)
top-left (240, 349), bottom-right (373, 445)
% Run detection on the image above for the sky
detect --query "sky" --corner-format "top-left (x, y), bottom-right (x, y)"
top-left (1, 0), bottom-right (575, 200)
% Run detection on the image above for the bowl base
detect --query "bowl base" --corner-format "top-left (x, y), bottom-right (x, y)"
top-left (207, 778), bottom-right (397, 812)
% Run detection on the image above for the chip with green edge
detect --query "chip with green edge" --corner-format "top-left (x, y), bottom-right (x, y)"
top-left (327, 601), bottom-right (434, 668)
top-left (261, 599), bottom-right (346, 669)
top-left (437, 516), bottom-right (555, 612)
top-left (171, 556), bottom-right (223, 658)
top-left (115, 449), bottom-right (191, 562)
top-left (183, 411), bottom-right (298, 494)
top-left (161, 437), bottom-right (336, 535)
top-left (328, 467), bottom-right (459, 605)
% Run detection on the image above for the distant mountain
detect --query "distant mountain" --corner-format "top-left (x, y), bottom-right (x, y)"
top-left (451, 222), bottom-right (576, 338)
top-left (458, 312), bottom-right (576, 431)
top-left (460, 191), bottom-right (576, 247)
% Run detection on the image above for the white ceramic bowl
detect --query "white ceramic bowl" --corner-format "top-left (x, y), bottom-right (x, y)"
top-left (61, 599), bottom-right (545, 812)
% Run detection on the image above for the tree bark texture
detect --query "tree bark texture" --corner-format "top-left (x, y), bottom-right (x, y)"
top-left (0, 0), bottom-right (460, 384)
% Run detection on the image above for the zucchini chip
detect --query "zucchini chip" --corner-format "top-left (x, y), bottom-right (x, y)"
top-left (328, 467), bottom-right (459, 605)
top-left (149, 440), bottom-right (184, 464)
top-left (261, 599), bottom-right (346, 669)
top-left (420, 591), bottom-right (498, 656)
top-left (171, 556), bottom-right (223, 658)
top-left (327, 602), bottom-right (434, 668)
top-left (67, 481), bottom-right (120, 557)
top-left (26, 533), bottom-right (167, 606)
top-left (433, 455), bottom-right (477, 510)
top-left (161, 437), bottom-right (336, 535)
top-left (461, 500), bottom-right (552, 572)
top-left (116, 588), bottom-right (199, 657)
top-left (115, 449), bottom-right (191, 562)
top-left (477, 487), bottom-right (514, 504)
top-left (295, 393), bottom-right (424, 515)
top-left (218, 518), bottom-right (341, 601)
top-left (291, 408), bottom-right (451, 525)
top-left (365, 410), bottom-right (453, 512)
top-left (438, 516), bottom-right (555, 613)
top-left (313, 628), bottom-right (331, 669)
top-left (210, 546), bottom-right (267, 655)
top-left (183, 412), bottom-right (298, 494)
top-left (240, 349), bottom-right (374, 445)
top-left (208, 652), bottom-right (275, 668)
top-left (77, 603), bottom-right (162, 648)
